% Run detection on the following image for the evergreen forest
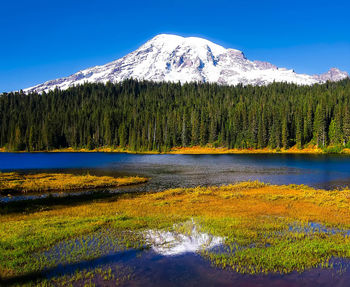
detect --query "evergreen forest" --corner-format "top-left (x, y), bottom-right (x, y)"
top-left (1, 79), bottom-right (350, 152)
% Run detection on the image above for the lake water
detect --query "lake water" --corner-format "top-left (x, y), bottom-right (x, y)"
top-left (1, 152), bottom-right (350, 192)
top-left (2, 152), bottom-right (350, 286)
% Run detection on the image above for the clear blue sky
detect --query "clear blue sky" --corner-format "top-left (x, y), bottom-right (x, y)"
top-left (1, 0), bottom-right (349, 92)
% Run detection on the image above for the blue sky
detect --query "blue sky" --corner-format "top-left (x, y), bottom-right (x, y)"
top-left (1, 0), bottom-right (349, 92)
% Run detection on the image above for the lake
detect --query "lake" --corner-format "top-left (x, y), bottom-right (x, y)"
top-left (2, 152), bottom-right (350, 286)
top-left (1, 152), bottom-right (350, 192)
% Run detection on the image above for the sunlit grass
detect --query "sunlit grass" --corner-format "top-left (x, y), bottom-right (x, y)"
top-left (169, 145), bottom-right (326, 154)
top-left (4, 144), bottom-right (349, 154)
top-left (0, 172), bottom-right (148, 193)
top-left (2, 180), bottom-right (350, 284)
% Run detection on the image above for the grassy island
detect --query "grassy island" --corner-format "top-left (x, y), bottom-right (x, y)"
top-left (0, 172), bottom-right (148, 193)
top-left (2, 181), bottom-right (350, 285)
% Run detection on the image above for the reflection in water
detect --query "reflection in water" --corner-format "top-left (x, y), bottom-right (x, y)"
top-left (145, 219), bottom-right (223, 256)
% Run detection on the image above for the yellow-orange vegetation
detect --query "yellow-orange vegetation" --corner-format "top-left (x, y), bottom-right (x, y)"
top-left (169, 145), bottom-right (325, 154)
top-left (3, 144), bottom-right (350, 154)
top-left (49, 147), bottom-right (159, 154)
top-left (88, 181), bottom-right (350, 226)
top-left (2, 181), bottom-right (350, 280)
top-left (3, 181), bottom-right (350, 227)
top-left (342, 148), bottom-right (350, 154)
top-left (0, 172), bottom-right (148, 192)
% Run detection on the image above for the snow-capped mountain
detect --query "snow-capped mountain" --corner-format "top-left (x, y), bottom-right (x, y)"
top-left (313, 68), bottom-right (349, 82)
top-left (24, 34), bottom-right (349, 93)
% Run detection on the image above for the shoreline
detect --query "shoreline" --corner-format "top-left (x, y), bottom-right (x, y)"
top-left (1, 146), bottom-right (350, 155)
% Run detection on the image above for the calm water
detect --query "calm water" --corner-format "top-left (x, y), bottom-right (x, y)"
top-left (1, 152), bottom-right (350, 191)
top-left (31, 247), bottom-right (350, 287)
top-left (2, 152), bottom-right (350, 286)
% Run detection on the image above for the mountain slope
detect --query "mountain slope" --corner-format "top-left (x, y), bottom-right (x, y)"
top-left (24, 34), bottom-right (349, 93)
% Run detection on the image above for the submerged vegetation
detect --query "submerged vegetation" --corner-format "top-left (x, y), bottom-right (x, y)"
top-left (0, 172), bottom-right (148, 193)
top-left (1, 79), bottom-right (350, 152)
top-left (2, 181), bottom-right (350, 285)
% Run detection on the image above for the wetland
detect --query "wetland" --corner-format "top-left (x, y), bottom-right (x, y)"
top-left (2, 152), bottom-right (350, 286)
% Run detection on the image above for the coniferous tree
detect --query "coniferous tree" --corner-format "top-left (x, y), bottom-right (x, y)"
top-left (313, 104), bottom-right (327, 148)
top-left (0, 79), bottom-right (349, 152)
top-left (344, 105), bottom-right (350, 146)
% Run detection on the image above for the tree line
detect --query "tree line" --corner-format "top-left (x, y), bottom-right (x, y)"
top-left (1, 79), bottom-right (350, 152)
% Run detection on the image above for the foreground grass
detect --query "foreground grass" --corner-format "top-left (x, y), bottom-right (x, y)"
top-left (0, 173), bottom-right (148, 193)
top-left (2, 181), bottom-right (350, 284)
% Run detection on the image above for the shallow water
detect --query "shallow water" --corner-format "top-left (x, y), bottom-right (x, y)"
top-left (22, 224), bottom-right (350, 287)
top-left (110, 254), bottom-right (350, 287)
top-left (33, 242), bottom-right (350, 287)
top-left (289, 222), bottom-right (350, 236)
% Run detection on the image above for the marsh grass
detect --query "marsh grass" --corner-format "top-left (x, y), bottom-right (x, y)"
top-left (8, 265), bottom-right (134, 287)
top-left (3, 181), bottom-right (350, 285)
top-left (0, 172), bottom-right (148, 193)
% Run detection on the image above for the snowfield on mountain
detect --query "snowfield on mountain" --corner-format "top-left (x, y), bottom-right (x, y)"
top-left (25, 34), bottom-right (349, 93)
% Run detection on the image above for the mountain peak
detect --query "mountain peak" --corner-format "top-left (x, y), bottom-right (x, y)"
top-left (144, 34), bottom-right (228, 56)
top-left (24, 34), bottom-right (349, 93)
top-left (314, 67), bottom-right (349, 82)
top-left (147, 34), bottom-right (185, 45)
